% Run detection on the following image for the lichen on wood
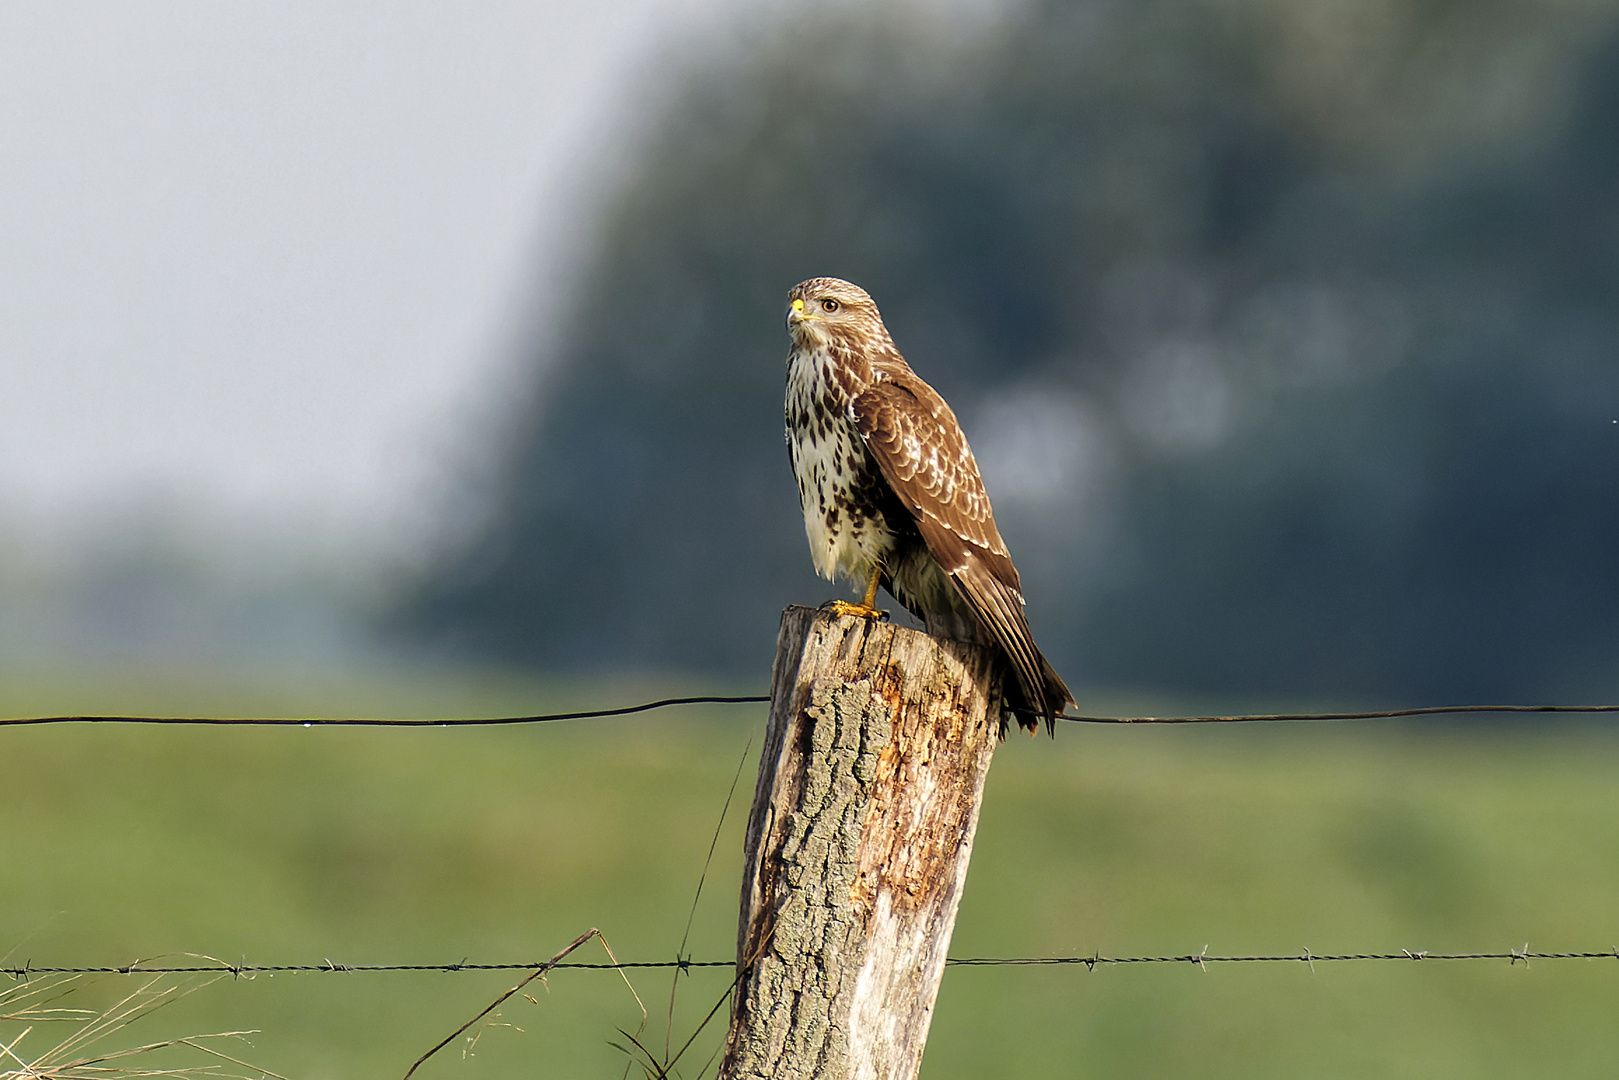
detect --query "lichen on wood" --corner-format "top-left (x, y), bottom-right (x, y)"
top-left (719, 606), bottom-right (1001, 1080)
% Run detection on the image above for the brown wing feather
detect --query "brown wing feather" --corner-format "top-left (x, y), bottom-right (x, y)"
top-left (853, 374), bottom-right (1011, 563)
top-left (853, 373), bottom-right (1074, 730)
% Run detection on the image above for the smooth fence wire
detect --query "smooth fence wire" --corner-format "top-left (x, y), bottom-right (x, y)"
top-left (0, 695), bottom-right (772, 728)
top-left (9, 948), bottom-right (1619, 980)
top-left (4, 698), bottom-right (1619, 728)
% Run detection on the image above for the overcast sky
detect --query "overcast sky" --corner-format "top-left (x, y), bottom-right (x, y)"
top-left (0, 0), bottom-right (800, 546)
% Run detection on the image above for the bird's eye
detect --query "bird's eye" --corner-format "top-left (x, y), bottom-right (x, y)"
top-left (820, 298), bottom-right (839, 313)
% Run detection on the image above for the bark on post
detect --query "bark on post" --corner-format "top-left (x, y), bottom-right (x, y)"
top-left (717, 605), bottom-right (1002, 1080)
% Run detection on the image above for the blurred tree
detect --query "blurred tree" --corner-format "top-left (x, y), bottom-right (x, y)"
top-left (401, 0), bottom-right (1619, 702)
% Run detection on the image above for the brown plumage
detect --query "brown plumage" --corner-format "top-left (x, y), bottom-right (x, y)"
top-left (784, 276), bottom-right (1074, 734)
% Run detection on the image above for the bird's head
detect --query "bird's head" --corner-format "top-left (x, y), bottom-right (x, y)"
top-left (786, 277), bottom-right (889, 351)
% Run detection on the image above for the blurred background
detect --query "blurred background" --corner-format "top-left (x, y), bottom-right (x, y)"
top-left (4, 0), bottom-right (1619, 1077)
top-left (6, 0), bottom-right (1619, 703)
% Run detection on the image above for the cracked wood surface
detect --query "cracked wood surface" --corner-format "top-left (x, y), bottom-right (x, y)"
top-left (717, 606), bottom-right (1001, 1080)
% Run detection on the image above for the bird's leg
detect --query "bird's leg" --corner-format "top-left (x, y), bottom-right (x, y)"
top-left (823, 566), bottom-right (889, 621)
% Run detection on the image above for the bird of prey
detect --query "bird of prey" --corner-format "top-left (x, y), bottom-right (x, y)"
top-left (784, 276), bottom-right (1074, 734)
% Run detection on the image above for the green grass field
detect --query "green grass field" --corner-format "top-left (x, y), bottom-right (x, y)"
top-left (2, 665), bottom-right (1617, 1078)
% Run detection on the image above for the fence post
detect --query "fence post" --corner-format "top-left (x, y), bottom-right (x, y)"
top-left (716, 605), bottom-right (1002, 1080)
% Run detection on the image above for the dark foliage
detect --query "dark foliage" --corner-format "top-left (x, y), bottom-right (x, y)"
top-left (403, 0), bottom-right (1619, 701)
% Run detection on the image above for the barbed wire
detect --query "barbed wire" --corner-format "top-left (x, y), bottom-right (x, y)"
top-left (947, 947), bottom-right (1619, 968)
top-left (3, 698), bottom-right (1618, 729)
top-left (9, 946), bottom-right (1619, 979)
top-left (1, 960), bottom-right (734, 976)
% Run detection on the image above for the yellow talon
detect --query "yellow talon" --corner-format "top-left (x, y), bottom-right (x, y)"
top-left (824, 599), bottom-right (889, 621)
top-left (823, 566), bottom-right (888, 621)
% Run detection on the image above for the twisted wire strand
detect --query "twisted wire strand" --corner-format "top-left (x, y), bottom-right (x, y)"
top-left (9, 947), bottom-right (1617, 979)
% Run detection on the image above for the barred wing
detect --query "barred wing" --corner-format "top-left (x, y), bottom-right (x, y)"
top-left (852, 372), bottom-right (1071, 728)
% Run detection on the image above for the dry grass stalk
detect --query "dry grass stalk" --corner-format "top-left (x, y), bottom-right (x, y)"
top-left (402, 928), bottom-right (647, 1080)
top-left (1, 965), bottom-right (284, 1080)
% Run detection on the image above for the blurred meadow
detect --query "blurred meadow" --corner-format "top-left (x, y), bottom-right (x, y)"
top-left (4, 673), bottom-right (1619, 1078)
top-left (6, 0), bottom-right (1619, 1076)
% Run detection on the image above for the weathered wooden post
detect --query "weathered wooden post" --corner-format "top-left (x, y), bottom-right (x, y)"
top-left (716, 605), bottom-right (1002, 1080)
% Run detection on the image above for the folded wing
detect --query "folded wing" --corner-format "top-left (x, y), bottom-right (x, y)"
top-left (853, 372), bottom-right (1073, 731)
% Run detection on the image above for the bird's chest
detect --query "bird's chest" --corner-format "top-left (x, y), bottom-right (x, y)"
top-left (785, 349), bottom-right (894, 581)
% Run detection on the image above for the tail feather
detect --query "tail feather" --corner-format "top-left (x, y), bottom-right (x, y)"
top-left (947, 564), bottom-right (1073, 737)
top-left (1005, 650), bottom-right (1074, 737)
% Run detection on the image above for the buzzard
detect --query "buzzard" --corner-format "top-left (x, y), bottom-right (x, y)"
top-left (784, 276), bottom-right (1074, 734)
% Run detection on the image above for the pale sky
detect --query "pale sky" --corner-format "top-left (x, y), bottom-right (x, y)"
top-left (0, 0), bottom-right (801, 547)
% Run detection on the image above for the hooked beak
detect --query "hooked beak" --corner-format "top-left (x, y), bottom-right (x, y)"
top-left (787, 296), bottom-right (825, 338)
